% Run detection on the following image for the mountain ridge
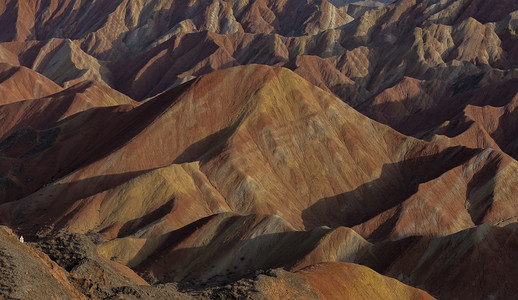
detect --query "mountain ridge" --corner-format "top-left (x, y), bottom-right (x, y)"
top-left (1, 0), bottom-right (518, 299)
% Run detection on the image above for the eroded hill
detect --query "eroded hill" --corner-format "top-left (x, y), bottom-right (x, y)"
top-left (0, 0), bottom-right (517, 299)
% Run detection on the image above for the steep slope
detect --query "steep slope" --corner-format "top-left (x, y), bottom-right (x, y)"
top-left (0, 226), bottom-right (200, 299)
top-left (1, 64), bottom-right (508, 242)
top-left (0, 0), bottom-right (517, 299)
top-left (2, 65), bottom-right (517, 238)
top-left (0, 81), bottom-right (137, 140)
top-left (0, 226), bottom-right (85, 299)
top-left (0, 0), bottom-right (356, 60)
top-left (4, 0), bottom-right (516, 108)
top-left (0, 63), bottom-right (62, 105)
top-left (0, 66), bottom-right (515, 300)
top-left (0, 222), bottom-right (435, 299)
top-left (361, 225), bottom-right (518, 299)
top-left (1, 0), bottom-right (517, 107)
top-left (1, 39), bottom-right (114, 88)
top-left (221, 262), bottom-right (433, 300)
top-left (99, 0), bottom-right (518, 104)
top-left (362, 75), bottom-right (518, 159)
top-left (296, 262), bottom-right (432, 300)
top-left (98, 213), bottom-right (370, 282)
top-left (0, 0), bottom-right (377, 100)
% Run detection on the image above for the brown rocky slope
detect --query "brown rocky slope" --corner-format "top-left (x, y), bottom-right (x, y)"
top-left (0, 64), bottom-right (516, 298)
top-left (0, 0), bottom-right (518, 299)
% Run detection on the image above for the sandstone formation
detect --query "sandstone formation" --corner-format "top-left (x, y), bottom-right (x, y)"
top-left (0, 63), bottom-right (62, 105)
top-left (0, 0), bottom-right (517, 299)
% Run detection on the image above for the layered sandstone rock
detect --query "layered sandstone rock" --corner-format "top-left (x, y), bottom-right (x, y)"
top-left (0, 0), bottom-right (517, 299)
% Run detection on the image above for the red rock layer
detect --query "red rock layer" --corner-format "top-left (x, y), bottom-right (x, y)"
top-left (0, 0), bottom-right (516, 299)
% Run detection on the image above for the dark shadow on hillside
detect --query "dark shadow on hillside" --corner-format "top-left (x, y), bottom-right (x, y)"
top-left (111, 30), bottom-right (235, 100)
top-left (173, 127), bottom-right (232, 164)
top-left (465, 153), bottom-right (500, 224)
top-left (0, 79), bottom-right (197, 204)
top-left (367, 205), bottom-right (403, 241)
top-left (361, 77), bottom-right (518, 138)
top-left (0, 65), bottom-right (18, 84)
top-left (173, 112), bottom-right (244, 164)
top-left (301, 146), bottom-right (482, 238)
top-left (4, 169), bottom-right (155, 238)
top-left (62, 79), bottom-right (197, 173)
top-left (493, 105), bottom-right (518, 160)
top-left (118, 198), bottom-right (176, 238)
top-left (0, 82), bottom-right (101, 141)
top-left (356, 235), bottom-right (420, 274)
top-left (130, 217), bottom-right (333, 285)
top-left (358, 225), bottom-right (518, 300)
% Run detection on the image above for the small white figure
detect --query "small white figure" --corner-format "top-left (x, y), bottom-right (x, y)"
top-left (19, 236), bottom-right (24, 243)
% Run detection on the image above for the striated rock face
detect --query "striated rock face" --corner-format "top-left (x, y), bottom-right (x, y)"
top-left (360, 225), bottom-right (518, 300)
top-left (295, 262), bottom-right (432, 300)
top-left (0, 64), bottom-right (516, 298)
top-left (0, 0), bottom-right (518, 299)
top-left (0, 63), bottom-right (62, 105)
top-left (5, 65), bottom-right (517, 242)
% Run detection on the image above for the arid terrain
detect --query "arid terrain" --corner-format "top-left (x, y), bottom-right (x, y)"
top-left (0, 0), bottom-right (518, 299)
